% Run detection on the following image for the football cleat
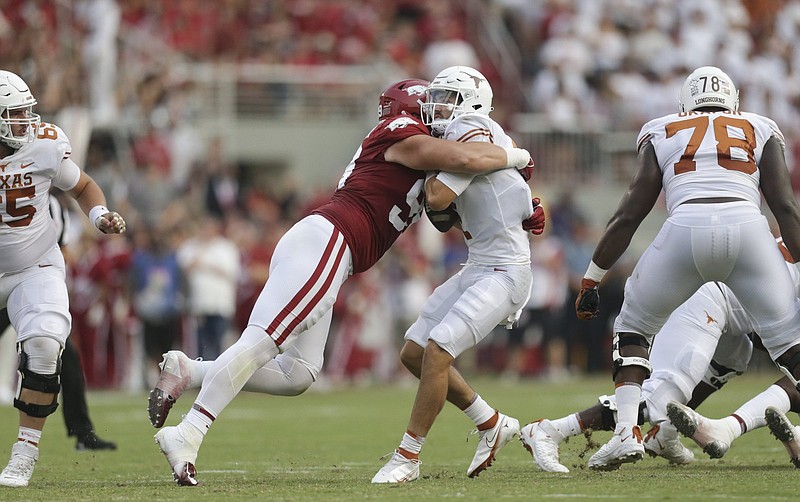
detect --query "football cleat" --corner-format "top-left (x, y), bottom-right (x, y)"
top-left (588, 423), bottom-right (644, 471)
top-left (76, 430), bottom-right (117, 451)
top-left (666, 401), bottom-right (735, 459)
top-left (643, 423), bottom-right (694, 465)
top-left (148, 351), bottom-right (194, 428)
top-left (520, 419), bottom-right (569, 473)
top-left (155, 424), bottom-right (202, 486)
top-left (765, 406), bottom-right (800, 468)
top-left (467, 412), bottom-right (520, 478)
top-left (371, 450), bottom-right (421, 483)
top-left (0, 441), bottom-right (38, 487)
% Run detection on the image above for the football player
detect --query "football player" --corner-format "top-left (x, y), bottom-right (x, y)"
top-left (0, 70), bottom-right (125, 488)
top-left (573, 65), bottom-right (800, 470)
top-left (0, 193), bottom-right (117, 452)
top-left (523, 239), bottom-right (800, 472)
top-left (372, 66), bottom-right (545, 483)
top-left (149, 78), bottom-right (536, 486)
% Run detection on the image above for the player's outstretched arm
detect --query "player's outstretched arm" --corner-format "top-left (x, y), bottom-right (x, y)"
top-left (761, 137), bottom-right (800, 262)
top-left (576, 142), bottom-right (661, 320)
top-left (385, 134), bottom-right (530, 174)
top-left (591, 142), bottom-right (663, 270)
top-left (66, 170), bottom-right (126, 234)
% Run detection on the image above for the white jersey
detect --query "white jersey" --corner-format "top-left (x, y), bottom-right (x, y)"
top-left (0, 123), bottom-right (80, 274)
top-left (435, 113), bottom-right (533, 265)
top-left (636, 110), bottom-right (784, 214)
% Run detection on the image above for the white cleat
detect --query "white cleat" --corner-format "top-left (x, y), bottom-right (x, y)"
top-left (666, 401), bottom-right (734, 459)
top-left (765, 406), bottom-right (800, 468)
top-left (0, 441), bottom-right (39, 487)
top-left (148, 351), bottom-right (194, 428)
top-left (371, 450), bottom-right (420, 483)
top-left (467, 412), bottom-right (520, 478)
top-left (155, 424), bottom-right (202, 486)
top-left (520, 420), bottom-right (569, 473)
top-left (643, 423), bottom-right (694, 465)
top-left (588, 422), bottom-right (644, 471)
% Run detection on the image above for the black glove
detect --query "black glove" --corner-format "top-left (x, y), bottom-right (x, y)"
top-left (575, 278), bottom-right (600, 320)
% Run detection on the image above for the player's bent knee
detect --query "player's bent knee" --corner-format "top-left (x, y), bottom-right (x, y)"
top-left (776, 345), bottom-right (800, 392)
top-left (14, 337), bottom-right (62, 418)
top-left (15, 309), bottom-right (70, 344)
top-left (612, 333), bottom-right (652, 379)
top-left (400, 342), bottom-right (423, 377)
top-left (428, 325), bottom-right (460, 360)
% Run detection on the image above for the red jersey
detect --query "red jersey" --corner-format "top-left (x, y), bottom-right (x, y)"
top-left (313, 115), bottom-right (429, 273)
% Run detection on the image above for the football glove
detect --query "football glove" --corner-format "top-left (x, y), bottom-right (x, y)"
top-left (425, 202), bottom-right (459, 233)
top-left (575, 278), bottom-right (600, 320)
top-left (96, 211), bottom-right (127, 234)
top-left (522, 197), bottom-right (545, 235)
top-left (517, 157), bottom-right (535, 182)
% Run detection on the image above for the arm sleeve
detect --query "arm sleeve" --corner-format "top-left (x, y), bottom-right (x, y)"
top-left (435, 171), bottom-right (474, 196)
top-left (52, 158), bottom-right (82, 191)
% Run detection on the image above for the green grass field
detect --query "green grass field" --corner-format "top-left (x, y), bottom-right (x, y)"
top-left (0, 372), bottom-right (796, 501)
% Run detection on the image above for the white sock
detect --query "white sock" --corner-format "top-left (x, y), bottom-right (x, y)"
top-left (462, 394), bottom-right (495, 426)
top-left (732, 384), bottom-right (791, 433)
top-left (184, 403), bottom-right (215, 437)
top-left (176, 419), bottom-right (205, 445)
top-left (714, 416), bottom-right (744, 439)
top-left (615, 383), bottom-right (643, 426)
top-left (398, 431), bottom-right (425, 457)
top-left (18, 427), bottom-right (41, 446)
top-left (550, 413), bottom-right (581, 438)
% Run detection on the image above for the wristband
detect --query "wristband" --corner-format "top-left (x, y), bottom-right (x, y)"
top-left (89, 205), bottom-right (109, 228)
top-left (503, 147), bottom-right (531, 169)
top-left (584, 260), bottom-right (608, 283)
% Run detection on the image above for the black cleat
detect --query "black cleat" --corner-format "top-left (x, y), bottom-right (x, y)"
top-left (76, 431), bottom-right (117, 451)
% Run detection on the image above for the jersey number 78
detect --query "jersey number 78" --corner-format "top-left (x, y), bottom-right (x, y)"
top-left (666, 115), bottom-right (756, 175)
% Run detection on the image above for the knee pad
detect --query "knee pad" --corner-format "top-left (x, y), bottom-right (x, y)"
top-left (701, 360), bottom-right (742, 391)
top-left (612, 333), bottom-right (653, 380)
top-left (14, 339), bottom-right (62, 418)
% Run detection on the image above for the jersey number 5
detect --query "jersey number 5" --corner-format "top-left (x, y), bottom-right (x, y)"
top-left (665, 116), bottom-right (756, 175)
top-left (1, 187), bottom-right (35, 227)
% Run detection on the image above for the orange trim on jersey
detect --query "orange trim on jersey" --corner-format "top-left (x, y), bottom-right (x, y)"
top-left (636, 133), bottom-right (653, 153)
top-left (456, 127), bottom-right (493, 144)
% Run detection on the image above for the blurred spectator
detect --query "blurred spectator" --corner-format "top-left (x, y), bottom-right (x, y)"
top-left (76, 0), bottom-right (121, 126)
top-left (130, 226), bottom-right (185, 387)
top-left (559, 214), bottom-right (607, 374)
top-left (177, 215), bottom-right (241, 360)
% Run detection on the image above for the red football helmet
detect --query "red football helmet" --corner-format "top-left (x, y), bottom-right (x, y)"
top-left (378, 78), bottom-right (429, 120)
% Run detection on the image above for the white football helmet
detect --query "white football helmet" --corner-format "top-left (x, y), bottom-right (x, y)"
top-left (0, 70), bottom-right (40, 150)
top-left (678, 66), bottom-right (739, 113)
top-left (421, 66), bottom-right (493, 136)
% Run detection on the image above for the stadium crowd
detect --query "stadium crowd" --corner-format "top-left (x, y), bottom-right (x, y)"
top-left (1, 0), bottom-right (799, 391)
